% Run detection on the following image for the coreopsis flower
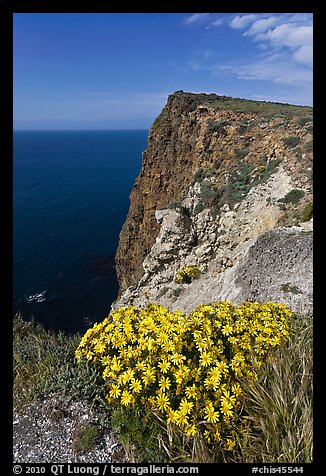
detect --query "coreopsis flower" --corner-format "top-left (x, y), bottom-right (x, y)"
top-left (76, 300), bottom-right (293, 450)
top-left (204, 402), bottom-right (220, 423)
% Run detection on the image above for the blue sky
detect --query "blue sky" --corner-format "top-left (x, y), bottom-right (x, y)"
top-left (13, 13), bottom-right (313, 130)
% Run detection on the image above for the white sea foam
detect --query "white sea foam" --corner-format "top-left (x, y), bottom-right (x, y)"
top-left (26, 291), bottom-right (46, 303)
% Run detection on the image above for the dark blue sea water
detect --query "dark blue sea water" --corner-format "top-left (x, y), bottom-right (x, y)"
top-left (14, 130), bottom-right (148, 334)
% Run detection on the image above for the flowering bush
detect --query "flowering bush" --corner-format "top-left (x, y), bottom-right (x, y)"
top-left (174, 265), bottom-right (201, 284)
top-left (75, 301), bottom-right (293, 455)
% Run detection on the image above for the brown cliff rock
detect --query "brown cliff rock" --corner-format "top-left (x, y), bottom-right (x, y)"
top-left (115, 91), bottom-right (313, 293)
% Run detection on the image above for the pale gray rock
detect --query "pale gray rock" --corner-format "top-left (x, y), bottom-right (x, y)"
top-left (114, 164), bottom-right (313, 316)
top-left (168, 225), bottom-right (312, 316)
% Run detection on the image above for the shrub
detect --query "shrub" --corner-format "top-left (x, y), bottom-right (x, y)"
top-left (157, 287), bottom-right (169, 298)
top-left (76, 302), bottom-right (293, 461)
top-left (304, 140), bottom-right (313, 151)
top-left (173, 287), bottom-right (183, 297)
top-left (207, 120), bottom-right (230, 133)
top-left (280, 283), bottom-right (301, 294)
top-left (297, 117), bottom-right (312, 126)
top-left (234, 148), bottom-right (249, 160)
top-left (193, 168), bottom-right (211, 183)
top-left (174, 265), bottom-right (201, 284)
top-left (282, 136), bottom-right (300, 149)
top-left (278, 189), bottom-right (305, 205)
top-left (222, 159), bottom-right (281, 209)
top-left (301, 202), bottom-right (313, 222)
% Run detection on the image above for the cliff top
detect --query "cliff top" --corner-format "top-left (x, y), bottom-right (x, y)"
top-left (165, 90), bottom-right (312, 117)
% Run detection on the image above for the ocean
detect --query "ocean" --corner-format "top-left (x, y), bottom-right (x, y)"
top-left (13, 130), bottom-right (148, 334)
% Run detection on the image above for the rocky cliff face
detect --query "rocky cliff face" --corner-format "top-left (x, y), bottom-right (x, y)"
top-left (115, 91), bottom-right (313, 314)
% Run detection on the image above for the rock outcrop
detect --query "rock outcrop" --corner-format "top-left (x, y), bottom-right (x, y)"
top-left (114, 91), bottom-right (313, 315)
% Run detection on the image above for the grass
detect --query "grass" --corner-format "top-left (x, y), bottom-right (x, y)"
top-left (13, 313), bottom-right (106, 411)
top-left (234, 314), bottom-right (313, 463)
top-left (210, 96), bottom-right (313, 117)
top-left (73, 423), bottom-right (100, 453)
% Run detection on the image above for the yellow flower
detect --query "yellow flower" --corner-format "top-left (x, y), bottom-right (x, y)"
top-left (167, 408), bottom-right (177, 424)
top-left (171, 353), bottom-right (186, 365)
top-left (162, 341), bottom-right (175, 353)
top-left (111, 357), bottom-right (122, 374)
top-left (216, 361), bottom-right (229, 373)
top-left (158, 360), bottom-right (171, 374)
top-left (199, 352), bottom-right (212, 367)
top-left (220, 399), bottom-right (234, 417)
top-left (222, 324), bottom-right (233, 336)
top-left (157, 331), bottom-right (169, 345)
top-left (159, 376), bottom-right (171, 391)
top-left (146, 337), bottom-right (156, 351)
top-left (221, 390), bottom-right (236, 406)
top-left (225, 439), bottom-right (236, 451)
top-left (174, 410), bottom-right (189, 427)
top-left (121, 390), bottom-right (134, 407)
top-left (204, 430), bottom-right (211, 443)
top-left (102, 366), bottom-right (112, 380)
top-left (135, 361), bottom-right (147, 371)
top-left (156, 393), bottom-right (170, 412)
top-left (208, 367), bottom-right (222, 384)
top-left (94, 341), bottom-right (106, 354)
top-left (109, 384), bottom-right (121, 399)
top-left (214, 428), bottom-right (221, 442)
top-left (121, 369), bottom-right (135, 384)
top-left (231, 383), bottom-right (242, 397)
top-left (179, 398), bottom-right (194, 415)
top-left (175, 368), bottom-right (186, 384)
top-left (185, 384), bottom-right (198, 399)
top-left (142, 368), bottom-right (156, 386)
top-left (130, 379), bottom-right (142, 393)
top-left (204, 402), bottom-right (220, 423)
top-left (185, 424), bottom-right (197, 438)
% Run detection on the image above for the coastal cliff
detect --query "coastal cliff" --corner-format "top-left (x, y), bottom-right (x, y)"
top-left (115, 91), bottom-right (313, 314)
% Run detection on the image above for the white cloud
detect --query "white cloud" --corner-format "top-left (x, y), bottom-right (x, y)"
top-left (264, 23), bottom-right (312, 48)
top-left (244, 16), bottom-right (280, 35)
top-left (229, 14), bottom-right (259, 29)
top-left (294, 45), bottom-right (313, 66)
top-left (211, 18), bottom-right (224, 27)
top-left (227, 14), bottom-right (313, 72)
top-left (183, 13), bottom-right (225, 28)
top-left (180, 13), bottom-right (312, 104)
top-left (214, 52), bottom-right (312, 86)
top-left (183, 13), bottom-right (211, 25)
